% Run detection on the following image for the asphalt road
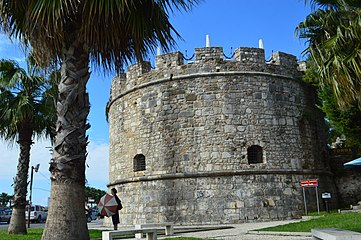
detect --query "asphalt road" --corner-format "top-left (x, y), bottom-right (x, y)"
top-left (0, 222), bottom-right (45, 230)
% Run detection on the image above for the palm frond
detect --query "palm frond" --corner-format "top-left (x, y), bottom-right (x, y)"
top-left (298, 0), bottom-right (361, 109)
top-left (0, 58), bottom-right (57, 143)
top-left (0, 0), bottom-right (200, 71)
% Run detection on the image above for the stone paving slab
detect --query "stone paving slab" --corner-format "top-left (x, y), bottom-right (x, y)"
top-left (163, 220), bottom-right (312, 240)
top-left (102, 220), bottom-right (313, 240)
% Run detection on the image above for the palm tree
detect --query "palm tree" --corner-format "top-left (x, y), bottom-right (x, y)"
top-left (297, 0), bottom-right (361, 109)
top-left (0, 59), bottom-right (57, 234)
top-left (0, 1), bottom-right (199, 239)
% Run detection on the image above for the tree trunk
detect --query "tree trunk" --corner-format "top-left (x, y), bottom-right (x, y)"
top-left (42, 40), bottom-right (90, 240)
top-left (8, 128), bottom-right (33, 234)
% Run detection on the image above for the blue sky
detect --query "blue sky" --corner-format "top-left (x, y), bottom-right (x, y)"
top-left (0, 0), bottom-right (311, 206)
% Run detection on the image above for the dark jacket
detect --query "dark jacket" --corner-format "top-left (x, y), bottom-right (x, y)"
top-left (111, 195), bottom-right (122, 225)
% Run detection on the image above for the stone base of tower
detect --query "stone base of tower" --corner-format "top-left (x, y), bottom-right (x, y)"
top-left (109, 170), bottom-right (336, 225)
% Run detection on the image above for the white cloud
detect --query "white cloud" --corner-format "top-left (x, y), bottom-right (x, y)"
top-left (0, 139), bottom-right (52, 206)
top-left (86, 141), bottom-right (109, 185)
top-left (0, 139), bottom-right (109, 206)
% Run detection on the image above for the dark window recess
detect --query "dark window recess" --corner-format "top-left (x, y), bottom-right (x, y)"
top-left (247, 145), bottom-right (263, 164)
top-left (133, 154), bottom-right (146, 171)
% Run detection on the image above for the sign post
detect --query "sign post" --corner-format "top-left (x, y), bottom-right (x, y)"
top-left (302, 187), bottom-right (307, 215)
top-left (315, 186), bottom-right (320, 215)
top-left (300, 179), bottom-right (320, 215)
top-left (322, 192), bottom-right (331, 212)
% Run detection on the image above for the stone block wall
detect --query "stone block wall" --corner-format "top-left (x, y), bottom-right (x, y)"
top-left (234, 47), bottom-right (265, 64)
top-left (155, 51), bottom-right (184, 70)
top-left (328, 152), bottom-right (361, 207)
top-left (107, 46), bottom-right (337, 225)
top-left (195, 47), bottom-right (223, 61)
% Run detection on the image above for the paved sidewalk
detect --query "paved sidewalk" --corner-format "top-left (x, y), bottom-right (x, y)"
top-left (94, 219), bottom-right (313, 240)
top-left (164, 220), bottom-right (312, 240)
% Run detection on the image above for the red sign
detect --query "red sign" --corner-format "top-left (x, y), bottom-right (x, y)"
top-left (300, 179), bottom-right (318, 187)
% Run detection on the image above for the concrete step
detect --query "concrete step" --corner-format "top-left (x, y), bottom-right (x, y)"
top-left (351, 205), bottom-right (361, 210)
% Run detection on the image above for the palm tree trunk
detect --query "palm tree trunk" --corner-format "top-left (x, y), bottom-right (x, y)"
top-left (8, 129), bottom-right (33, 234)
top-left (42, 41), bottom-right (90, 240)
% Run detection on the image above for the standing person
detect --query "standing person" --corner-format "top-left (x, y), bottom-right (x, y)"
top-left (111, 188), bottom-right (122, 230)
top-left (85, 204), bottom-right (91, 222)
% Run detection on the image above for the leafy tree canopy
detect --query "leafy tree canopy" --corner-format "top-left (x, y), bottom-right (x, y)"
top-left (85, 186), bottom-right (106, 205)
top-left (0, 192), bottom-right (13, 206)
top-left (319, 86), bottom-right (361, 150)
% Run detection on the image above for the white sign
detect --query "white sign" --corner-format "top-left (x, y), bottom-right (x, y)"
top-left (322, 192), bottom-right (331, 199)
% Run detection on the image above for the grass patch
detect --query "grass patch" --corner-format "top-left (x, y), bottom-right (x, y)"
top-left (0, 229), bottom-right (208, 240)
top-left (0, 229), bottom-right (103, 240)
top-left (305, 210), bottom-right (338, 216)
top-left (0, 228), bottom-right (43, 240)
top-left (89, 229), bottom-right (103, 239)
top-left (260, 212), bottom-right (361, 232)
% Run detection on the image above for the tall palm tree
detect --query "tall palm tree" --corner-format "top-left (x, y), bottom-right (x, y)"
top-left (0, 1), bottom-right (199, 239)
top-left (0, 59), bottom-right (57, 234)
top-left (297, 0), bottom-right (361, 109)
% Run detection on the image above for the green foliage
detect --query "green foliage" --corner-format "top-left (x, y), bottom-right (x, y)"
top-left (85, 186), bottom-right (106, 204)
top-left (260, 212), bottom-right (361, 232)
top-left (318, 86), bottom-right (361, 150)
top-left (0, 0), bottom-right (201, 72)
top-left (302, 59), bottom-right (319, 84)
top-left (0, 192), bottom-right (12, 206)
top-left (297, 0), bottom-right (361, 109)
top-left (0, 59), bottom-right (58, 143)
top-left (302, 57), bottom-right (361, 150)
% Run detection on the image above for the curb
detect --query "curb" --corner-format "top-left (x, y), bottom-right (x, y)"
top-left (248, 230), bottom-right (312, 237)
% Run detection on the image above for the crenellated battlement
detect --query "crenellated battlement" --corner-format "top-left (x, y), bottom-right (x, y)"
top-left (126, 61), bottom-right (152, 79)
top-left (234, 47), bottom-right (265, 64)
top-left (195, 46), bottom-right (223, 61)
top-left (110, 46), bottom-right (305, 101)
top-left (130, 46), bottom-right (301, 77)
top-left (155, 51), bottom-right (184, 70)
top-left (268, 51), bottom-right (298, 68)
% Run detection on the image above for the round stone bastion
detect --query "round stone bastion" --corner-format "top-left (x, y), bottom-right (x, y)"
top-left (107, 46), bottom-right (337, 225)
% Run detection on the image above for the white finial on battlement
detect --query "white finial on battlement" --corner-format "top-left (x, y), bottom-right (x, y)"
top-left (258, 39), bottom-right (264, 49)
top-left (206, 34), bottom-right (211, 47)
top-left (157, 46), bottom-right (161, 56)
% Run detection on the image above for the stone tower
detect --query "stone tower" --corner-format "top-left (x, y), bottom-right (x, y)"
top-left (107, 45), bottom-right (337, 225)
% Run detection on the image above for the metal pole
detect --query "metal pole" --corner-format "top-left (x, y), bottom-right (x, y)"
top-left (315, 186), bottom-right (320, 215)
top-left (302, 187), bottom-right (307, 215)
top-left (325, 200), bottom-right (329, 212)
top-left (27, 166), bottom-right (34, 228)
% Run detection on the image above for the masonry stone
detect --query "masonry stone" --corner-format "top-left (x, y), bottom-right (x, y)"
top-left (107, 45), bottom-right (337, 225)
